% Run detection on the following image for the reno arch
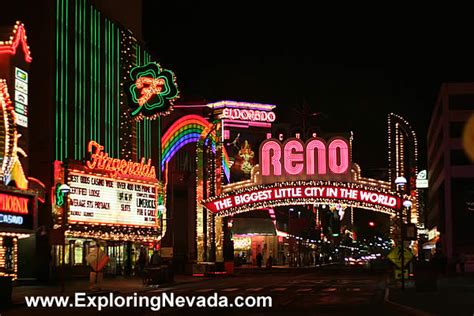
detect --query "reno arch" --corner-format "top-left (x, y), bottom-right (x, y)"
top-left (259, 137), bottom-right (351, 183)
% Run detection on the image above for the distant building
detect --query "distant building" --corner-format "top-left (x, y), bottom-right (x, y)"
top-left (427, 83), bottom-right (474, 268)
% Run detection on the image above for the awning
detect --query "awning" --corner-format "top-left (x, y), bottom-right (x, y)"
top-left (231, 218), bottom-right (276, 236)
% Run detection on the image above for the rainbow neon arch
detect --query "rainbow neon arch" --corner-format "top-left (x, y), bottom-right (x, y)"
top-left (161, 114), bottom-right (230, 181)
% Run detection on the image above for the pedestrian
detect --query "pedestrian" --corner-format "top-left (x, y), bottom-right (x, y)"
top-left (136, 248), bottom-right (147, 277)
top-left (256, 253), bottom-right (263, 268)
top-left (267, 255), bottom-right (273, 269)
top-left (150, 250), bottom-right (162, 267)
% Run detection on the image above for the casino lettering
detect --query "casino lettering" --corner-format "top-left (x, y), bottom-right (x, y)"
top-left (0, 193), bottom-right (29, 215)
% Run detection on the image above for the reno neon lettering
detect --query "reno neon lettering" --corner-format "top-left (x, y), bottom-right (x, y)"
top-left (259, 137), bottom-right (350, 182)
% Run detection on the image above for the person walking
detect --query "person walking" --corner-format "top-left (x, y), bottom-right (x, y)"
top-left (267, 255), bottom-right (273, 269)
top-left (256, 253), bottom-right (263, 268)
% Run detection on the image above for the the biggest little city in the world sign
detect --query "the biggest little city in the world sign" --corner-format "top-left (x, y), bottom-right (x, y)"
top-left (204, 184), bottom-right (401, 214)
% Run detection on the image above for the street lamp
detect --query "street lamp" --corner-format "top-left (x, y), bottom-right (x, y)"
top-left (158, 204), bottom-right (166, 256)
top-left (403, 200), bottom-right (413, 209)
top-left (59, 183), bottom-right (70, 293)
top-left (395, 176), bottom-right (407, 187)
top-left (394, 176), bottom-right (408, 290)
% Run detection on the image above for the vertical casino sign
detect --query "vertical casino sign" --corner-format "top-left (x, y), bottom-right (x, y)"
top-left (124, 62), bottom-right (179, 120)
top-left (0, 21), bottom-right (32, 180)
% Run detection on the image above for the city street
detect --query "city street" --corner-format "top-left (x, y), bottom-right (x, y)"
top-left (4, 265), bottom-right (406, 316)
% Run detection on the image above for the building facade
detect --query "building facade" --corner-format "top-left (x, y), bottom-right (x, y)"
top-left (3, 0), bottom-right (168, 281)
top-left (427, 83), bottom-right (474, 269)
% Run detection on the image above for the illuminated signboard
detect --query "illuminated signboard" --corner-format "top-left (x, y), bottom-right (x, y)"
top-left (14, 67), bottom-right (28, 127)
top-left (221, 108), bottom-right (276, 123)
top-left (259, 137), bottom-right (351, 183)
top-left (67, 141), bottom-right (160, 227)
top-left (124, 62), bottom-right (179, 120)
top-left (204, 183), bottom-right (401, 215)
top-left (416, 170), bottom-right (428, 189)
top-left (68, 171), bottom-right (158, 227)
top-left (0, 190), bottom-right (36, 231)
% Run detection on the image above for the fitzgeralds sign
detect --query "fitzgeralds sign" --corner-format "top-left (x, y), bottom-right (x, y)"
top-left (86, 141), bottom-right (156, 180)
top-left (124, 62), bottom-right (179, 120)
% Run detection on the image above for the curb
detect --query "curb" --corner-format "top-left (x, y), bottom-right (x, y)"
top-left (383, 282), bottom-right (433, 316)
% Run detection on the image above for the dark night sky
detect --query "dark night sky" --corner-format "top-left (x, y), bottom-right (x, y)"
top-left (143, 2), bottom-right (474, 174)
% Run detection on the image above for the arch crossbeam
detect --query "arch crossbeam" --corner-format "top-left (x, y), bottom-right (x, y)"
top-left (203, 180), bottom-right (402, 217)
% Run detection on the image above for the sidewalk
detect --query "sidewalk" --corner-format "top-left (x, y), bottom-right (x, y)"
top-left (10, 274), bottom-right (208, 306)
top-left (386, 273), bottom-right (474, 316)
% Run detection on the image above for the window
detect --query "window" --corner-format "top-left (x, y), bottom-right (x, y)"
top-left (449, 94), bottom-right (474, 110)
top-left (450, 149), bottom-right (471, 166)
top-left (450, 121), bottom-right (466, 138)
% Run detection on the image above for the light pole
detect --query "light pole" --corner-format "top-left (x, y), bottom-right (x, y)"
top-left (394, 176), bottom-right (408, 290)
top-left (58, 183), bottom-right (71, 293)
top-left (158, 204), bottom-right (166, 257)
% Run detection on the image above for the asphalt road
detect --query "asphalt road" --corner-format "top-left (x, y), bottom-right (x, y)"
top-left (4, 265), bottom-right (406, 316)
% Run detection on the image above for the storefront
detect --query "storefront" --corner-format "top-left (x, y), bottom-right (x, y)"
top-left (0, 186), bottom-right (37, 280)
top-left (230, 217), bottom-right (278, 266)
top-left (50, 141), bottom-right (165, 277)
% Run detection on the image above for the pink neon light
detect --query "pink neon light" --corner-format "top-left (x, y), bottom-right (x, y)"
top-left (222, 120), bottom-right (272, 128)
top-left (306, 138), bottom-right (327, 175)
top-left (284, 140), bottom-right (304, 175)
top-left (248, 121), bottom-right (273, 127)
top-left (222, 108), bottom-right (276, 122)
top-left (224, 123), bottom-right (250, 129)
top-left (261, 140), bottom-right (282, 176)
top-left (328, 139), bottom-right (349, 174)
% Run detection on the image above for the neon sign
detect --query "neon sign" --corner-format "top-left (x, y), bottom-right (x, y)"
top-left (222, 108), bottom-right (276, 123)
top-left (124, 62), bottom-right (179, 120)
top-left (0, 214), bottom-right (23, 225)
top-left (86, 141), bottom-right (156, 180)
top-left (0, 193), bottom-right (29, 215)
top-left (0, 190), bottom-right (35, 230)
top-left (259, 137), bottom-right (350, 183)
top-left (203, 182), bottom-right (401, 215)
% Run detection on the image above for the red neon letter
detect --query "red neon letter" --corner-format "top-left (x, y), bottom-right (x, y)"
top-left (328, 139), bottom-right (349, 174)
top-left (261, 140), bottom-right (282, 176)
top-left (306, 138), bottom-right (327, 175)
top-left (284, 140), bottom-right (304, 175)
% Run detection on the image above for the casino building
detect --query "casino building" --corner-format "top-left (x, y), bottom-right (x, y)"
top-left (3, 0), bottom-right (168, 281)
top-left (0, 20), bottom-right (40, 297)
